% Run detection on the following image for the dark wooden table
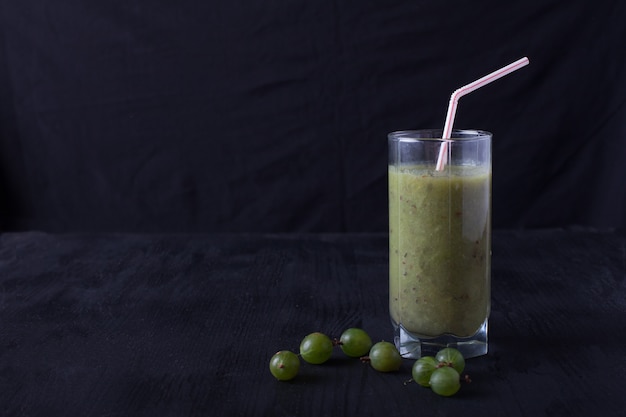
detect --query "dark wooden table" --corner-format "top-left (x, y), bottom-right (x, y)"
top-left (1, 229), bottom-right (624, 416)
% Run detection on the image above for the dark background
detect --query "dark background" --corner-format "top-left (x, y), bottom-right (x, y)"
top-left (0, 0), bottom-right (624, 233)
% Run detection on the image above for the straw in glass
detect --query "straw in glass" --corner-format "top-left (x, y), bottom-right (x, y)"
top-left (435, 57), bottom-right (530, 171)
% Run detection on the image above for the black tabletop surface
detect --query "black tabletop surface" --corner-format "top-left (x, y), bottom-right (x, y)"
top-left (1, 229), bottom-right (625, 417)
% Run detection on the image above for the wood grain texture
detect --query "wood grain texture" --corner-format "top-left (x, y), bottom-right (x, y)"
top-left (0, 230), bottom-right (624, 416)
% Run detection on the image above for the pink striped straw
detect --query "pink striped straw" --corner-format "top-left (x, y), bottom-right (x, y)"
top-left (435, 57), bottom-right (530, 171)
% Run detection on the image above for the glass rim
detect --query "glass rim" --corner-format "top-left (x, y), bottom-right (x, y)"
top-left (388, 129), bottom-right (492, 143)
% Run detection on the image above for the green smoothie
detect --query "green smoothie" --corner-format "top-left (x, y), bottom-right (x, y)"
top-left (389, 164), bottom-right (491, 338)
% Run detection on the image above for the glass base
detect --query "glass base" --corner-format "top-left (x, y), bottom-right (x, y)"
top-left (392, 319), bottom-right (488, 359)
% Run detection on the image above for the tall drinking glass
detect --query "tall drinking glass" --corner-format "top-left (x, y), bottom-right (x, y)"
top-left (388, 129), bottom-right (491, 359)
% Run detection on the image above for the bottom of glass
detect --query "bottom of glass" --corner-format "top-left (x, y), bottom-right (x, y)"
top-left (392, 319), bottom-right (488, 359)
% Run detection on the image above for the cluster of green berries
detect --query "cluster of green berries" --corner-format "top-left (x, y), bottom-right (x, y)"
top-left (269, 328), bottom-right (400, 379)
top-left (269, 328), bottom-right (469, 397)
top-left (411, 347), bottom-right (467, 397)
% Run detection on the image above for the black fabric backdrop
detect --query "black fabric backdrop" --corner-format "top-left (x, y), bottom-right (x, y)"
top-left (0, 0), bottom-right (625, 233)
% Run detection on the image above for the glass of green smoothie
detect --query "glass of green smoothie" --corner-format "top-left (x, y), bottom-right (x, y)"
top-left (388, 129), bottom-right (491, 359)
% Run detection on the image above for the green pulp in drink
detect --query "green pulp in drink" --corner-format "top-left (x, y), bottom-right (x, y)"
top-left (389, 164), bottom-right (491, 337)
